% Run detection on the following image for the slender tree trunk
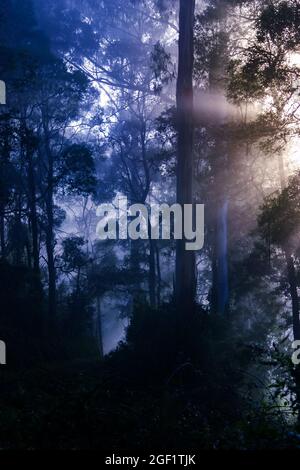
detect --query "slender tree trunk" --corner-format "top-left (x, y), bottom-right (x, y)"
top-left (156, 244), bottom-right (161, 307)
top-left (211, 197), bottom-right (229, 315)
top-left (130, 237), bottom-right (142, 300)
top-left (75, 268), bottom-right (82, 301)
top-left (175, 0), bottom-right (196, 312)
top-left (45, 165), bottom-right (56, 323)
top-left (148, 217), bottom-right (157, 307)
top-left (96, 296), bottom-right (104, 359)
top-left (26, 132), bottom-right (40, 278)
top-left (149, 239), bottom-right (156, 307)
top-left (0, 207), bottom-right (5, 258)
top-left (216, 199), bottom-right (229, 314)
top-left (211, 249), bottom-right (218, 314)
top-left (0, 123), bottom-right (10, 259)
top-left (42, 110), bottom-right (56, 326)
top-left (14, 203), bottom-right (22, 265)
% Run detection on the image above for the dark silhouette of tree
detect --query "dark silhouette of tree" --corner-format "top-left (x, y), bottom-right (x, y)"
top-left (175, 0), bottom-right (196, 313)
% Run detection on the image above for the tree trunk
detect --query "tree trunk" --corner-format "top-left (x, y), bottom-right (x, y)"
top-left (207, 2), bottom-right (230, 315)
top-left (148, 217), bottom-right (157, 307)
top-left (156, 243), bottom-right (162, 307)
top-left (96, 296), bottom-right (104, 360)
top-left (25, 129), bottom-right (40, 278)
top-left (175, 0), bottom-right (196, 312)
top-left (0, 206), bottom-right (5, 258)
top-left (216, 199), bottom-right (229, 314)
top-left (42, 110), bottom-right (56, 326)
top-left (45, 164), bottom-right (56, 324)
top-left (0, 122), bottom-right (10, 259)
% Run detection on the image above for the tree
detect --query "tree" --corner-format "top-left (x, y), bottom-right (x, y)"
top-left (258, 171), bottom-right (300, 422)
top-left (175, 0), bottom-right (196, 313)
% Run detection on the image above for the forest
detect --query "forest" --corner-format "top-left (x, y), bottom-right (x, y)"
top-left (1, 0), bottom-right (300, 454)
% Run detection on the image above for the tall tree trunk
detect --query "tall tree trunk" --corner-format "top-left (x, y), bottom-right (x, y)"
top-left (175, 0), bottom-right (196, 312)
top-left (25, 129), bottom-right (40, 278)
top-left (149, 239), bottom-right (156, 307)
top-left (45, 160), bottom-right (56, 324)
top-left (211, 199), bottom-right (229, 315)
top-left (42, 110), bottom-right (56, 326)
top-left (216, 199), bottom-right (229, 313)
top-left (208, 2), bottom-right (230, 315)
top-left (0, 122), bottom-right (10, 259)
top-left (148, 217), bottom-right (157, 307)
top-left (96, 296), bottom-right (104, 360)
top-left (0, 209), bottom-right (5, 258)
top-left (156, 244), bottom-right (162, 307)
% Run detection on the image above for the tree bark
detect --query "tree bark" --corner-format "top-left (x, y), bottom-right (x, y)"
top-left (0, 121), bottom-right (10, 259)
top-left (175, 0), bottom-right (196, 312)
top-left (0, 209), bottom-right (5, 258)
top-left (149, 237), bottom-right (157, 307)
top-left (42, 109), bottom-right (56, 326)
top-left (156, 243), bottom-right (162, 307)
top-left (25, 127), bottom-right (40, 278)
top-left (207, 2), bottom-right (230, 315)
top-left (96, 296), bottom-right (104, 360)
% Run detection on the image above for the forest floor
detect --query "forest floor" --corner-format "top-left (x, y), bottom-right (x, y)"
top-left (0, 355), bottom-right (297, 450)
